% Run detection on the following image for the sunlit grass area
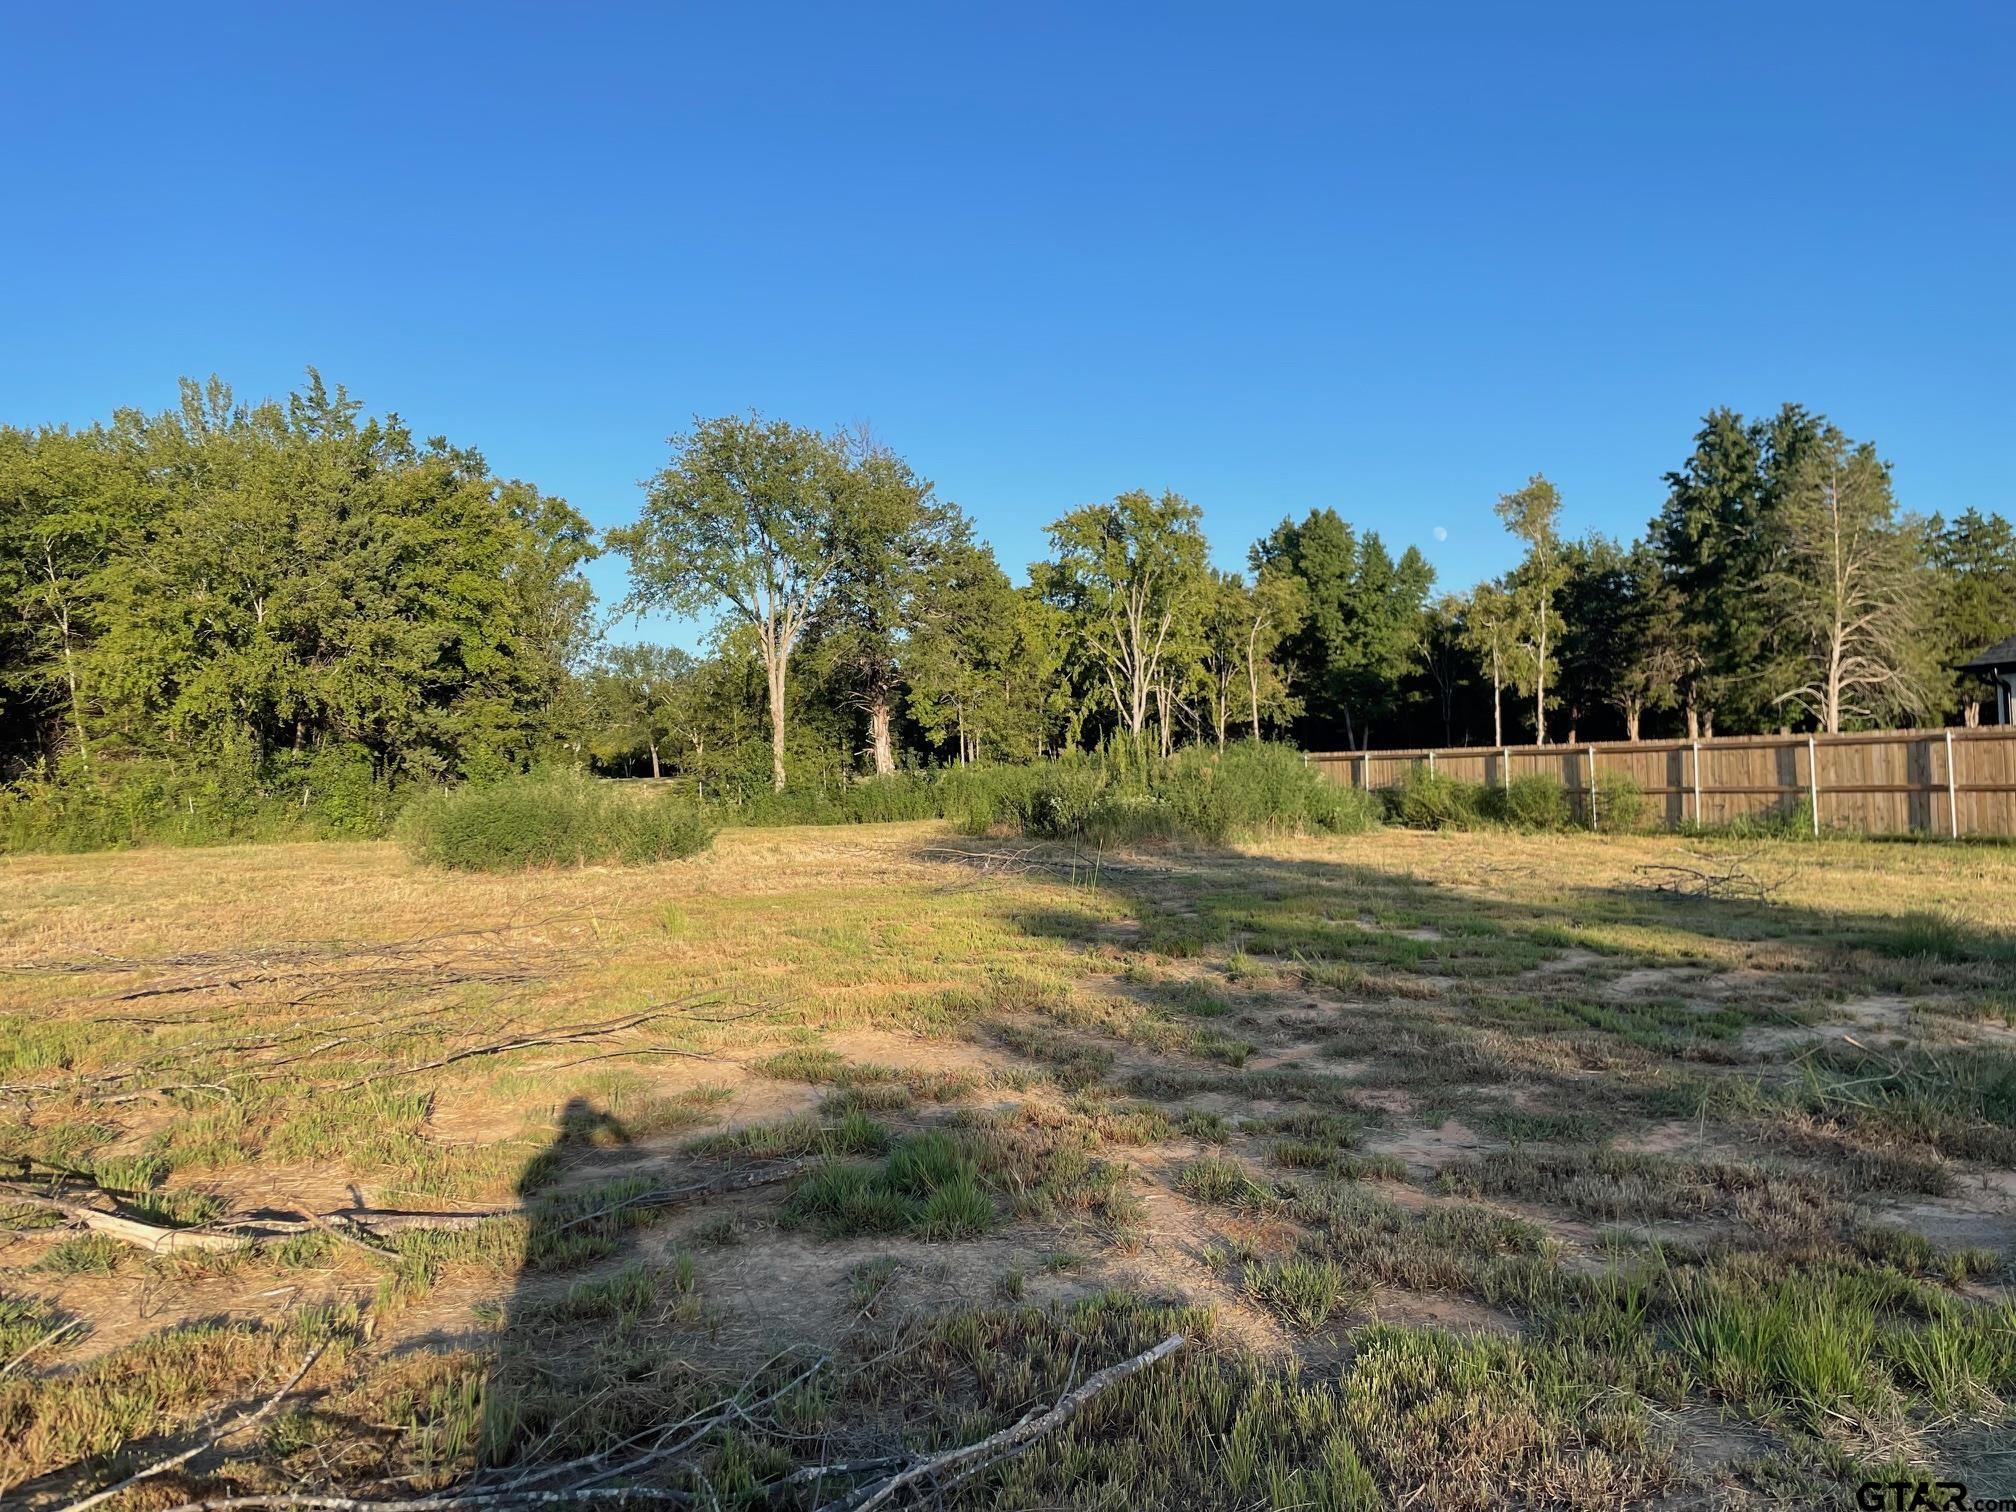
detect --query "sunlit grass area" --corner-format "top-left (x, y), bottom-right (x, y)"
top-left (3, 822), bottom-right (2014, 1506)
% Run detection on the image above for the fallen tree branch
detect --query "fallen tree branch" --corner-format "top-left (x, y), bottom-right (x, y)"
top-left (143, 1491), bottom-right (693, 1512)
top-left (2, 1191), bottom-right (250, 1253)
top-left (1631, 860), bottom-right (1780, 901)
top-left (339, 1001), bottom-right (729, 1090)
top-left (0, 1163), bottom-right (807, 1252)
top-left (817, 1332), bottom-right (1185, 1512)
top-left (61, 1341), bottom-right (328, 1512)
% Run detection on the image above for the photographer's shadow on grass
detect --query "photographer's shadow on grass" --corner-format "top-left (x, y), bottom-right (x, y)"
top-left (476, 1094), bottom-right (684, 1470)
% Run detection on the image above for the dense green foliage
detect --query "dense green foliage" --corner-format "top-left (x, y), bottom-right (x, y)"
top-left (397, 771), bottom-right (715, 871)
top-left (708, 741), bottom-right (1382, 847)
top-left (1, 375), bottom-right (595, 846)
top-left (1383, 768), bottom-right (1650, 834)
top-left (3, 378), bottom-right (2010, 852)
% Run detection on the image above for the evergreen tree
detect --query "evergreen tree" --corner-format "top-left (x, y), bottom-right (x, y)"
top-left (1927, 509), bottom-right (2016, 725)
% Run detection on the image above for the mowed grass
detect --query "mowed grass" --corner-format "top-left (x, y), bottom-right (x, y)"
top-left (2, 822), bottom-right (2015, 1506)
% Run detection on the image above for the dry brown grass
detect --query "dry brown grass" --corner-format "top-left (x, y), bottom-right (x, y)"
top-left (3, 822), bottom-right (2014, 1506)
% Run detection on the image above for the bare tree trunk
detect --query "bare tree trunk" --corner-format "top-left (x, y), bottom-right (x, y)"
top-left (41, 544), bottom-right (88, 767)
top-left (1489, 643), bottom-right (1503, 749)
top-left (1963, 698), bottom-right (1981, 728)
top-left (867, 698), bottom-right (895, 776)
top-left (1246, 627), bottom-right (1263, 742)
top-left (648, 741), bottom-right (661, 780)
top-left (766, 655), bottom-right (788, 792)
top-left (1625, 702), bottom-right (1642, 742)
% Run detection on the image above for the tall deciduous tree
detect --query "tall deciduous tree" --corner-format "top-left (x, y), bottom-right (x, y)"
top-left (613, 415), bottom-right (853, 792)
top-left (1495, 475), bottom-right (1567, 744)
top-left (1039, 490), bottom-right (1209, 752)
top-left (1240, 566), bottom-right (1305, 742)
top-left (587, 643), bottom-right (694, 778)
top-left (1458, 581), bottom-right (1514, 748)
top-left (1767, 431), bottom-right (1936, 732)
top-left (1553, 534), bottom-right (1631, 743)
top-left (1195, 570), bottom-right (1302, 749)
top-left (906, 544), bottom-right (1060, 762)
top-left (813, 432), bottom-right (966, 774)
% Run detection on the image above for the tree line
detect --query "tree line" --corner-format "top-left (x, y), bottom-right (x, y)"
top-left (2, 379), bottom-right (2011, 817)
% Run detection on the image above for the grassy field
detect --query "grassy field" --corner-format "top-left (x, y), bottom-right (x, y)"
top-left (3, 823), bottom-right (2014, 1508)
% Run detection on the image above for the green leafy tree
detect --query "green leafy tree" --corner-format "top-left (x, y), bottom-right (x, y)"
top-left (1495, 475), bottom-right (1568, 744)
top-left (612, 415), bottom-right (853, 792)
top-left (1927, 509), bottom-right (2016, 725)
top-left (1252, 509), bottom-right (1432, 749)
top-left (1, 373), bottom-right (596, 798)
top-left (1040, 490), bottom-right (1209, 752)
top-left (1238, 565), bottom-right (1305, 742)
top-left (1416, 593), bottom-right (1472, 747)
top-left (1457, 580), bottom-right (1514, 747)
top-left (588, 643), bottom-right (696, 778)
top-left (1552, 535), bottom-right (1631, 743)
top-left (1607, 542), bottom-right (1686, 741)
top-left (906, 544), bottom-right (1059, 762)
top-left (811, 431), bottom-right (967, 773)
top-left (0, 422), bottom-right (147, 769)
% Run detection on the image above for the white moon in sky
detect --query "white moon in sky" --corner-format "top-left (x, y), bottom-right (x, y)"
top-left (1432, 526), bottom-right (1448, 542)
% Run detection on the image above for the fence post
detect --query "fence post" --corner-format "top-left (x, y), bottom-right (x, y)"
top-left (1587, 746), bottom-right (1598, 831)
top-left (1946, 730), bottom-right (1960, 839)
top-left (1806, 735), bottom-right (1820, 837)
top-left (1690, 741), bottom-right (1701, 824)
top-left (1427, 750), bottom-right (1436, 776)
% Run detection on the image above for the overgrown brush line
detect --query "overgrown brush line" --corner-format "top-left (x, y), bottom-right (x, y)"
top-left (7, 740), bottom-right (1373, 857)
top-left (1383, 766), bottom-right (1649, 833)
top-left (397, 770), bottom-right (715, 870)
top-left (715, 740), bottom-right (1383, 845)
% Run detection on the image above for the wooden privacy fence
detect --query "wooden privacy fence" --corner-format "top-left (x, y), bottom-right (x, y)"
top-left (1306, 727), bottom-right (2016, 839)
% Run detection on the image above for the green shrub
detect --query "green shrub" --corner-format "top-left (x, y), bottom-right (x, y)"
top-left (1492, 774), bottom-right (1570, 831)
top-left (1158, 741), bottom-right (1381, 842)
top-left (398, 770), bottom-right (714, 871)
top-left (1594, 772), bottom-right (1648, 833)
top-left (1, 744), bottom-right (406, 854)
top-left (1386, 768), bottom-right (1485, 830)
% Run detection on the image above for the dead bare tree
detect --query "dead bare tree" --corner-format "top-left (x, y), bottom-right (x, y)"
top-left (1768, 439), bottom-right (1936, 734)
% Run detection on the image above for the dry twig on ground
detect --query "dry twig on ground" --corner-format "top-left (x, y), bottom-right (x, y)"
top-left (1631, 859), bottom-right (1781, 901)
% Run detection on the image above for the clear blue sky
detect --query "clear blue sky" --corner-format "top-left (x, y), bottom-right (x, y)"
top-left (5, 2), bottom-right (2010, 649)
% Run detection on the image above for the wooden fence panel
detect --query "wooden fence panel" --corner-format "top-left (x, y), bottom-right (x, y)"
top-left (1305, 727), bottom-right (2016, 839)
top-left (1956, 733), bottom-right (2016, 838)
